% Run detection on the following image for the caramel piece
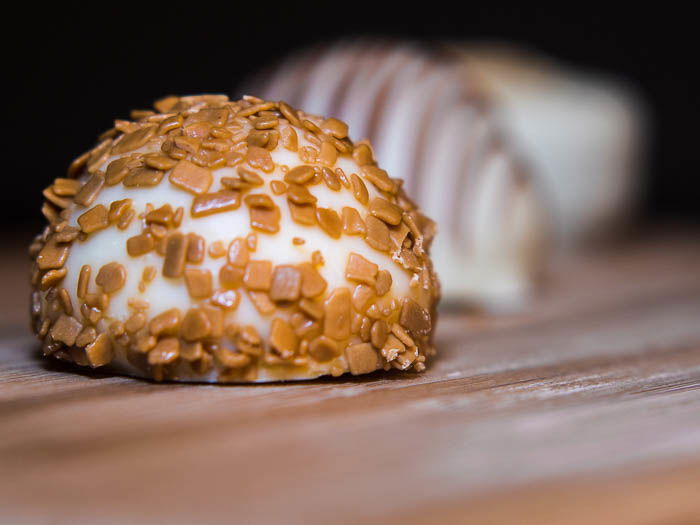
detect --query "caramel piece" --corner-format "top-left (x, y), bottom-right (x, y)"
top-left (77, 265), bottom-right (91, 299)
top-left (146, 204), bottom-right (173, 225)
top-left (39, 267), bottom-right (67, 290)
top-left (149, 308), bottom-right (181, 336)
top-left (350, 173), bottom-right (369, 205)
top-left (316, 207), bottom-right (342, 239)
top-left (321, 118), bottom-right (348, 139)
top-left (362, 165), bottom-right (395, 193)
top-left (219, 264), bottom-right (245, 289)
top-left (77, 205), bottom-right (109, 234)
top-left (270, 318), bottom-right (298, 358)
top-left (169, 159), bottom-right (213, 195)
top-left (105, 157), bottom-right (135, 185)
top-left (123, 167), bottom-right (164, 187)
top-left (108, 199), bottom-right (132, 223)
top-left (125, 312), bottom-right (147, 334)
top-left (368, 197), bottom-right (403, 226)
top-left (345, 343), bottom-right (380, 375)
top-left (248, 290), bottom-right (275, 315)
top-left (148, 337), bottom-right (180, 365)
top-left (270, 180), bottom-right (287, 195)
top-left (321, 167), bottom-right (341, 191)
top-left (399, 298), bottom-right (432, 337)
top-left (346, 253), bottom-right (378, 285)
top-left (246, 146), bottom-right (274, 173)
top-left (73, 173), bottom-right (105, 207)
top-left (352, 284), bottom-right (376, 313)
top-left (112, 125), bottom-right (156, 154)
top-left (211, 289), bottom-right (240, 310)
top-left (162, 232), bottom-right (187, 278)
top-left (37, 238), bottom-right (69, 270)
top-left (298, 262), bottom-right (327, 298)
top-left (375, 270), bottom-right (392, 296)
top-left (50, 314), bottom-right (82, 346)
top-left (53, 178), bottom-right (81, 197)
top-left (299, 298), bottom-right (324, 320)
top-left (127, 233), bottom-right (154, 256)
top-left (280, 126), bottom-right (298, 152)
top-left (180, 341), bottom-right (204, 362)
top-left (186, 233), bottom-right (205, 264)
top-left (323, 287), bottom-right (351, 340)
top-left (365, 216), bottom-right (392, 252)
top-left (202, 304), bottom-right (225, 336)
top-left (269, 265), bottom-right (302, 302)
top-left (215, 347), bottom-right (251, 369)
top-left (360, 316), bottom-right (373, 342)
top-left (145, 154), bottom-right (178, 171)
top-left (382, 334), bottom-right (406, 363)
top-left (308, 335), bottom-right (339, 362)
top-left (95, 262), bottom-right (126, 294)
top-left (288, 202), bottom-right (316, 225)
top-left (85, 333), bottom-right (113, 367)
top-left (342, 207), bottom-right (366, 236)
top-left (244, 260), bottom-right (273, 291)
top-left (227, 238), bottom-right (249, 267)
top-left (250, 206), bottom-right (280, 234)
top-left (244, 193), bottom-right (276, 209)
top-left (370, 320), bottom-right (388, 349)
top-left (208, 240), bottom-right (227, 258)
top-left (75, 326), bottom-right (97, 347)
top-left (43, 187), bottom-right (71, 208)
top-left (238, 167), bottom-right (265, 186)
top-left (182, 268), bottom-right (212, 299)
top-left (286, 184), bottom-right (317, 205)
top-left (182, 308), bottom-right (211, 341)
top-left (283, 165), bottom-right (313, 185)
top-left (318, 141), bottom-right (338, 167)
top-left (191, 190), bottom-right (241, 217)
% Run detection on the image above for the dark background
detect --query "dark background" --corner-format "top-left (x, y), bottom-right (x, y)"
top-left (5, 3), bottom-right (697, 234)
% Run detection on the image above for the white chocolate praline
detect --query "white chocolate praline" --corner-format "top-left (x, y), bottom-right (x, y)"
top-left (32, 97), bottom-right (438, 383)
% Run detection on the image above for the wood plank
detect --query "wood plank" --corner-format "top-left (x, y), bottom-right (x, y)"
top-left (1, 232), bottom-right (700, 523)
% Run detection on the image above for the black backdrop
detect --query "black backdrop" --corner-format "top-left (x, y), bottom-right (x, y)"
top-left (6, 3), bottom-right (697, 233)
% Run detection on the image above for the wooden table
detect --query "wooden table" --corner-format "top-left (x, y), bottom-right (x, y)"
top-left (2, 232), bottom-right (700, 524)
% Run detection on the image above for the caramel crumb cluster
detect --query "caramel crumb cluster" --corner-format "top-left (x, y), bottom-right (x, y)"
top-left (30, 95), bottom-right (440, 382)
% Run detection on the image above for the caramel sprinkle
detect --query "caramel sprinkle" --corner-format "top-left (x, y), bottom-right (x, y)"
top-left (345, 343), bottom-right (380, 375)
top-left (85, 333), bottom-right (113, 367)
top-left (288, 202), bottom-right (316, 226)
top-left (112, 125), bottom-right (156, 154)
top-left (342, 207), bottom-right (366, 236)
top-left (50, 314), bottom-right (82, 346)
top-left (186, 233), bottom-right (205, 264)
top-left (362, 165), bottom-right (395, 193)
top-left (364, 216), bottom-right (392, 253)
top-left (73, 173), bottom-right (105, 207)
top-left (219, 264), bottom-right (245, 289)
top-left (169, 159), bottom-right (212, 195)
top-left (127, 233), bottom-right (154, 257)
top-left (77, 265), bottom-right (91, 299)
top-left (298, 263), bottom-right (327, 298)
top-left (96, 262), bottom-right (126, 294)
top-left (316, 207), bottom-right (342, 239)
top-left (375, 270), bottom-right (393, 296)
top-left (162, 232), bottom-right (187, 278)
top-left (350, 173), bottom-right (369, 205)
top-left (269, 265), bottom-right (302, 302)
top-left (149, 308), bottom-right (182, 336)
top-left (284, 165), bottom-right (315, 185)
top-left (323, 287), bottom-right (351, 340)
top-left (78, 205), bottom-right (109, 234)
top-left (244, 260), bottom-right (273, 291)
top-left (191, 190), bottom-right (241, 217)
top-left (53, 178), bottom-right (81, 197)
top-left (37, 238), bottom-right (69, 270)
top-left (246, 146), bottom-right (274, 173)
top-left (149, 337), bottom-right (180, 365)
top-left (270, 318), bottom-right (298, 359)
top-left (308, 336), bottom-right (339, 362)
top-left (184, 268), bottom-right (213, 299)
top-left (182, 309), bottom-right (211, 341)
top-left (123, 167), bottom-right (164, 187)
top-left (346, 253), bottom-right (378, 285)
top-left (369, 197), bottom-right (403, 226)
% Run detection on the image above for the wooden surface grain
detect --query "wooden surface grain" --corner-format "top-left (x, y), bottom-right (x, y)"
top-left (1, 232), bottom-right (700, 524)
